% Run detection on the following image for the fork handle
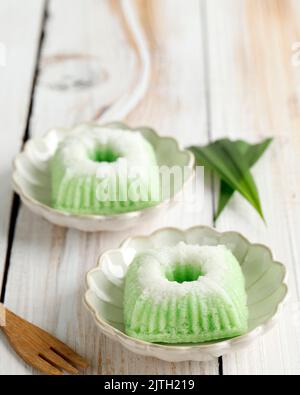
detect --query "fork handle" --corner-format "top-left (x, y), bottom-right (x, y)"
top-left (0, 304), bottom-right (21, 335)
top-left (0, 303), bottom-right (15, 332)
top-left (0, 303), bottom-right (6, 322)
top-left (0, 303), bottom-right (6, 328)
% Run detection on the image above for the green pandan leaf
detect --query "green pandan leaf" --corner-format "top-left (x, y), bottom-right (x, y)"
top-left (215, 138), bottom-right (273, 220)
top-left (215, 180), bottom-right (234, 221)
top-left (189, 138), bottom-right (272, 222)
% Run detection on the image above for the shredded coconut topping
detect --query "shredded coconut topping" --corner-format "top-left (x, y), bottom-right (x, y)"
top-left (136, 242), bottom-right (239, 302)
top-left (55, 124), bottom-right (156, 176)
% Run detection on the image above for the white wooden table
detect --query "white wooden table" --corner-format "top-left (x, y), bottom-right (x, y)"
top-left (1, 0), bottom-right (300, 375)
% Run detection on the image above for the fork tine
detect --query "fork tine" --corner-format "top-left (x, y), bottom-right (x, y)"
top-left (40, 349), bottom-right (79, 374)
top-left (49, 342), bottom-right (88, 369)
top-left (2, 307), bottom-right (88, 373)
top-left (20, 320), bottom-right (88, 369)
top-left (33, 355), bottom-right (63, 376)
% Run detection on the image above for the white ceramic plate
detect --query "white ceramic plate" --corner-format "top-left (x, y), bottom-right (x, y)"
top-left (12, 122), bottom-right (194, 232)
top-left (85, 226), bottom-right (288, 362)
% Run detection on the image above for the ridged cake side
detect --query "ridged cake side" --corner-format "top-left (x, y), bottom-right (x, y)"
top-left (124, 243), bottom-right (248, 344)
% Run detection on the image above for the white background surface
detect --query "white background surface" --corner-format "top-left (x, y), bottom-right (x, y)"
top-left (0, 0), bottom-right (300, 375)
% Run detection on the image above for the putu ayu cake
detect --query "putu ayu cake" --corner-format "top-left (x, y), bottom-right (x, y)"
top-left (51, 125), bottom-right (160, 215)
top-left (124, 242), bottom-right (248, 343)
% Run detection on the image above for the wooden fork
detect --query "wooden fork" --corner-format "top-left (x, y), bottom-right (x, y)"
top-left (0, 303), bottom-right (88, 375)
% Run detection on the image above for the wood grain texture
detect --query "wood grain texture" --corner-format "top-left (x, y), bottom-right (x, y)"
top-left (0, 0), bottom-right (46, 288)
top-left (205, 0), bottom-right (300, 374)
top-left (0, 0), bottom-right (218, 375)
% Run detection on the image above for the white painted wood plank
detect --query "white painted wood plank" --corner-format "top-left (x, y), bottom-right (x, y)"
top-left (206, 0), bottom-right (300, 374)
top-left (0, 0), bottom-right (46, 287)
top-left (1, 0), bottom-right (218, 375)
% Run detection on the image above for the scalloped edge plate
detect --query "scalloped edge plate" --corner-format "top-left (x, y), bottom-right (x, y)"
top-left (12, 123), bottom-right (195, 232)
top-left (85, 226), bottom-right (288, 362)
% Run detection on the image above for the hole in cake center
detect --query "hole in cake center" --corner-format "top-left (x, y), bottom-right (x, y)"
top-left (165, 264), bottom-right (204, 283)
top-left (89, 147), bottom-right (119, 163)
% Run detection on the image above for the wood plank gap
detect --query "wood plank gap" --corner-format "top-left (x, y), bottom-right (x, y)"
top-left (199, 0), bottom-right (217, 224)
top-left (218, 355), bottom-right (224, 375)
top-left (199, 0), bottom-right (222, 375)
top-left (21, 0), bottom-right (49, 144)
top-left (0, 194), bottom-right (20, 302)
top-left (0, 0), bottom-right (49, 302)
top-left (199, 0), bottom-right (212, 141)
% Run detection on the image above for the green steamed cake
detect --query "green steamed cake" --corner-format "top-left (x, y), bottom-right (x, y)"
top-left (124, 242), bottom-right (248, 344)
top-left (51, 125), bottom-right (160, 215)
